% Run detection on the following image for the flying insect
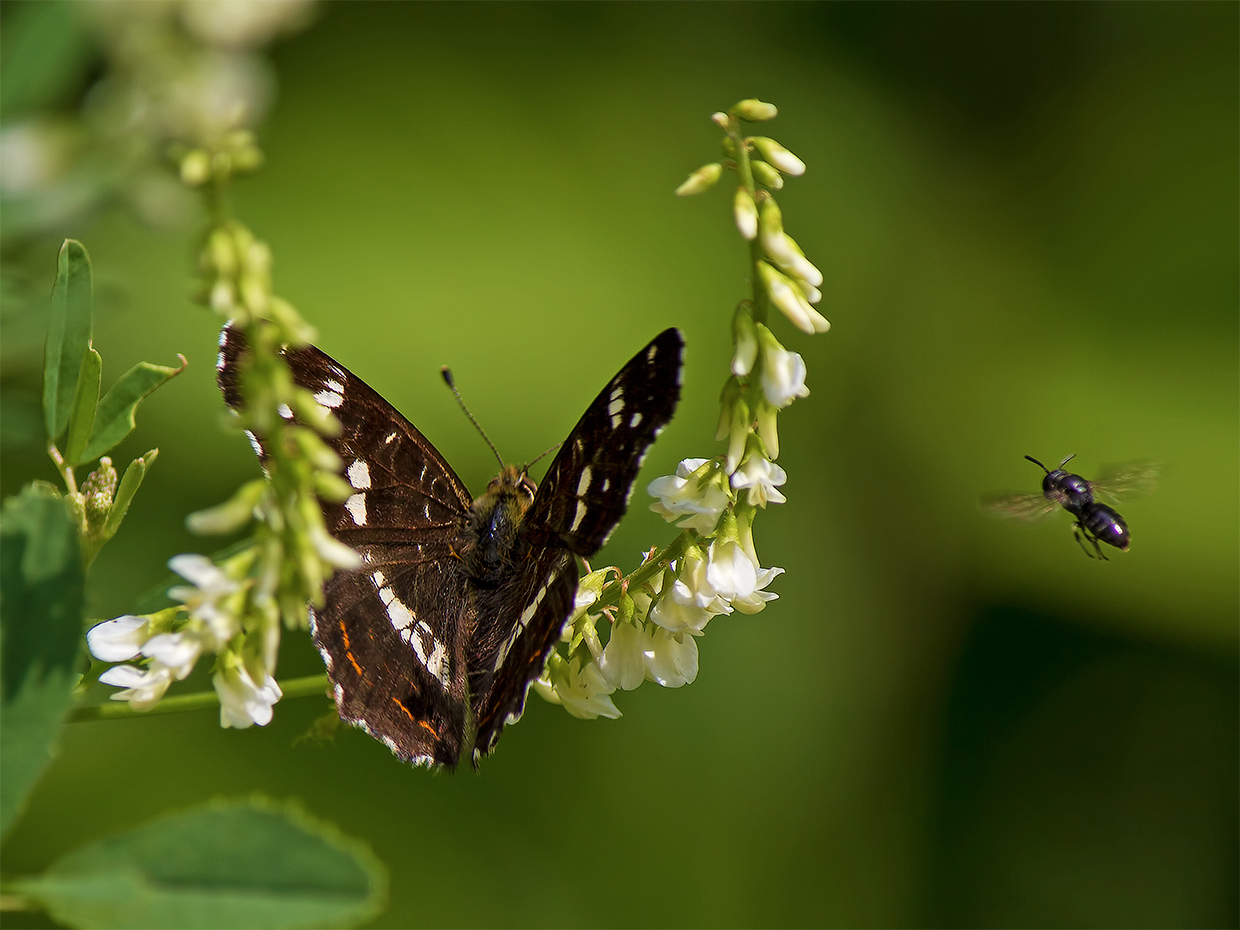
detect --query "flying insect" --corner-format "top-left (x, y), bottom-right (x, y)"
top-left (983, 454), bottom-right (1160, 560)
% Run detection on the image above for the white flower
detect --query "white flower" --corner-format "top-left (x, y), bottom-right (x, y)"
top-left (98, 663), bottom-right (173, 711)
top-left (142, 632), bottom-right (205, 680)
top-left (761, 342), bottom-right (810, 408)
top-left (673, 548), bottom-right (731, 613)
top-left (598, 619), bottom-right (646, 691)
top-left (650, 550), bottom-right (731, 633)
top-left (86, 615), bottom-right (149, 662)
top-left (642, 626), bottom-right (699, 688)
top-left (706, 537), bottom-right (759, 602)
top-left (167, 554), bottom-right (240, 643)
top-left (649, 594), bottom-right (714, 634)
top-left (648, 459), bottom-right (730, 535)
top-left (730, 456), bottom-right (787, 507)
top-left (731, 566), bottom-right (783, 615)
top-left (547, 655), bottom-right (621, 720)
top-left (215, 662), bottom-right (282, 728)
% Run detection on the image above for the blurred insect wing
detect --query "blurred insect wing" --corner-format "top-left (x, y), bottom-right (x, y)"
top-left (1091, 459), bottom-right (1162, 504)
top-left (981, 491), bottom-right (1060, 521)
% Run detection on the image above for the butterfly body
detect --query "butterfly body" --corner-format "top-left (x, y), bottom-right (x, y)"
top-left (218, 325), bottom-right (683, 768)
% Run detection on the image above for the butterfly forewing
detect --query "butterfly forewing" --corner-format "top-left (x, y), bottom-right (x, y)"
top-left (470, 328), bottom-right (684, 755)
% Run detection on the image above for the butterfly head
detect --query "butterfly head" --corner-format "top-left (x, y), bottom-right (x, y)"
top-left (482, 464), bottom-right (537, 508)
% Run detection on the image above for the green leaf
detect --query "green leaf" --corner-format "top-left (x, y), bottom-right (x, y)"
top-left (42, 240), bottom-right (94, 442)
top-left (15, 796), bottom-right (389, 929)
top-left (63, 346), bottom-right (102, 466)
top-left (101, 449), bottom-right (158, 542)
top-left (79, 356), bottom-right (186, 463)
top-left (0, 484), bottom-right (84, 839)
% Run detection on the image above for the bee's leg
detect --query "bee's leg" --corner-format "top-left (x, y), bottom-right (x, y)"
top-left (1073, 522), bottom-right (1107, 560)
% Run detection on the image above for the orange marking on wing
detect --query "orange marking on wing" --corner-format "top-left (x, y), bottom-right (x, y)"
top-left (338, 621), bottom-right (364, 675)
top-left (391, 698), bottom-right (439, 739)
top-left (392, 697), bottom-right (417, 721)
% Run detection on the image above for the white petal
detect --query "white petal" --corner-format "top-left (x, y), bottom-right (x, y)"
top-left (86, 616), bottom-right (148, 662)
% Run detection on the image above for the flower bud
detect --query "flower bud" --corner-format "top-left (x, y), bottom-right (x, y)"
top-left (731, 303), bottom-right (759, 376)
top-left (187, 479), bottom-right (266, 535)
top-left (731, 99), bottom-right (778, 122)
top-left (710, 111), bottom-right (730, 129)
top-left (180, 149), bottom-right (211, 186)
top-left (749, 136), bottom-right (806, 176)
top-left (230, 145), bottom-right (264, 174)
top-left (757, 262), bottom-right (830, 334)
top-left (208, 228), bottom-right (238, 277)
top-left (313, 471), bottom-right (355, 504)
top-left (676, 162), bottom-right (723, 197)
top-left (81, 458), bottom-right (118, 531)
top-left (733, 188), bottom-right (758, 240)
top-left (750, 160), bottom-right (784, 190)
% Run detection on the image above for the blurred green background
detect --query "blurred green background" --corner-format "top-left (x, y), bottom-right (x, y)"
top-left (2, 3), bottom-right (1236, 927)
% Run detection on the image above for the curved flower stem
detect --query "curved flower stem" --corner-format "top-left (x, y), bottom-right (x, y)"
top-left (594, 529), bottom-right (694, 612)
top-left (68, 673), bottom-right (331, 722)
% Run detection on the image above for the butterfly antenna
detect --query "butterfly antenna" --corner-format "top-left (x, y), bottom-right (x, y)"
top-left (1024, 454), bottom-right (1050, 474)
top-left (441, 367), bottom-right (505, 468)
top-left (526, 441), bottom-right (561, 471)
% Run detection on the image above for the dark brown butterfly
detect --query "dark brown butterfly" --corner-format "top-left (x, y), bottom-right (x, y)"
top-left (218, 325), bottom-right (682, 766)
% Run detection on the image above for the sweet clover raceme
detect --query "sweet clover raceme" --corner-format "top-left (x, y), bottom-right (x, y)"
top-left (532, 98), bottom-right (828, 717)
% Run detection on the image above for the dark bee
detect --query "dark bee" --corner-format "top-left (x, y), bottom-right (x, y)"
top-left (983, 454), bottom-right (1160, 560)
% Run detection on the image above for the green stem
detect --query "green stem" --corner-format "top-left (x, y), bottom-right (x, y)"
top-left (594, 530), bottom-right (693, 611)
top-left (726, 117), bottom-right (768, 326)
top-left (68, 674), bottom-right (330, 722)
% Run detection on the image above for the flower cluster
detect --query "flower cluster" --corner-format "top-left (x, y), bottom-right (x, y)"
top-left (87, 555), bottom-right (283, 727)
top-left (534, 99), bottom-right (824, 718)
top-left (88, 133), bottom-right (356, 727)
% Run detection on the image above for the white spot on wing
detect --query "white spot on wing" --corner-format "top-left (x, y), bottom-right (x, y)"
top-left (277, 403), bottom-right (293, 420)
top-left (494, 578), bottom-right (555, 670)
top-left (371, 570), bottom-right (386, 587)
top-left (577, 466), bottom-right (592, 497)
top-left (629, 412), bottom-right (643, 428)
top-left (570, 499), bottom-right (587, 532)
top-left (348, 459), bottom-right (371, 489)
top-left (314, 389), bottom-right (344, 409)
top-left (244, 430), bottom-right (263, 458)
top-left (415, 621), bottom-right (450, 686)
top-left (385, 432), bottom-right (398, 444)
top-left (345, 493), bottom-right (367, 526)
top-left (647, 345), bottom-right (658, 361)
top-left (381, 586), bottom-right (415, 630)
top-left (326, 379), bottom-right (344, 393)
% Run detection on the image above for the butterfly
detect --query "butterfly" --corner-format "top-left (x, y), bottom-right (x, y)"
top-left (217, 324), bottom-right (683, 767)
